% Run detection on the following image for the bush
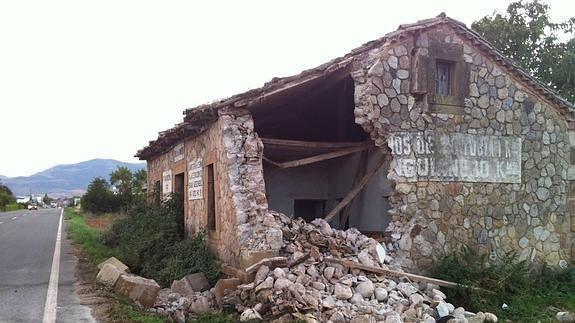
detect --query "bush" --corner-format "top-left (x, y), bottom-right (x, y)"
top-left (4, 203), bottom-right (22, 211)
top-left (0, 191), bottom-right (16, 211)
top-left (104, 196), bottom-right (219, 287)
top-left (82, 177), bottom-right (120, 214)
top-left (429, 246), bottom-right (575, 321)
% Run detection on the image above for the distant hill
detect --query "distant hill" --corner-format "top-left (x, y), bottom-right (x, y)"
top-left (0, 159), bottom-right (146, 197)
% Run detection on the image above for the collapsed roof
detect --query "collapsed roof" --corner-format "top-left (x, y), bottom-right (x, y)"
top-left (136, 14), bottom-right (575, 160)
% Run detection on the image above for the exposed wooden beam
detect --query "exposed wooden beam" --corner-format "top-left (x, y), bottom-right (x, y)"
top-left (339, 150), bottom-right (369, 227)
top-left (324, 153), bottom-right (388, 222)
top-left (261, 138), bottom-right (372, 150)
top-left (263, 143), bottom-right (373, 169)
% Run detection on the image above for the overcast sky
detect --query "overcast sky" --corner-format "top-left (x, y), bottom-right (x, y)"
top-left (0, 0), bottom-right (571, 177)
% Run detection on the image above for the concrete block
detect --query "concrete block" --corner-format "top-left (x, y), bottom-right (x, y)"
top-left (115, 275), bottom-right (160, 308)
top-left (97, 256), bottom-right (129, 272)
top-left (96, 263), bottom-right (124, 288)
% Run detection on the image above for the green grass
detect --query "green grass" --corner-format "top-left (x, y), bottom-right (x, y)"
top-left (65, 208), bottom-right (115, 265)
top-left (429, 247), bottom-right (575, 322)
top-left (108, 294), bottom-right (166, 323)
top-left (64, 208), bottom-right (166, 323)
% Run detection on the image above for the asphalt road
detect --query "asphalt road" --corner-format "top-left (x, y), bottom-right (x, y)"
top-left (0, 208), bottom-right (94, 323)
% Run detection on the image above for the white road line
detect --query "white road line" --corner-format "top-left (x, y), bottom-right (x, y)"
top-left (42, 208), bottom-right (63, 323)
top-left (11, 217), bottom-right (17, 220)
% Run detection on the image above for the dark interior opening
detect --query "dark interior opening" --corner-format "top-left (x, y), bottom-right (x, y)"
top-left (294, 199), bottom-right (326, 222)
top-left (174, 173), bottom-right (185, 195)
top-left (251, 72), bottom-right (392, 232)
top-left (206, 164), bottom-right (216, 231)
top-left (252, 75), bottom-right (367, 143)
top-left (174, 173), bottom-right (185, 219)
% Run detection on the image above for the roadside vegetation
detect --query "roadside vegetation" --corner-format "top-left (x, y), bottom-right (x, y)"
top-left (66, 166), bottom-right (223, 322)
top-left (81, 166), bottom-right (147, 215)
top-left (103, 195), bottom-right (220, 287)
top-left (0, 181), bottom-right (22, 211)
top-left (429, 247), bottom-right (575, 322)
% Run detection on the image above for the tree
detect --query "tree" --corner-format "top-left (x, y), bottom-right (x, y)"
top-left (0, 181), bottom-right (16, 210)
top-left (472, 0), bottom-right (575, 102)
top-left (133, 169), bottom-right (147, 193)
top-left (110, 166), bottom-right (134, 212)
top-left (43, 193), bottom-right (53, 205)
top-left (0, 181), bottom-right (13, 196)
top-left (81, 177), bottom-right (119, 214)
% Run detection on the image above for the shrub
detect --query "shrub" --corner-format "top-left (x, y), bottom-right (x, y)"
top-left (0, 191), bottom-right (16, 211)
top-left (104, 196), bottom-right (219, 287)
top-left (4, 203), bottom-right (22, 211)
top-left (429, 246), bottom-right (575, 321)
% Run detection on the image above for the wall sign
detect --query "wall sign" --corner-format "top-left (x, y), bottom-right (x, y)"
top-left (188, 159), bottom-right (203, 201)
top-left (173, 143), bottom-right (184, 162)
top-left (162, 170), bottom-right (172, 198)
top-left (388, 132), bottom-right (522, 183)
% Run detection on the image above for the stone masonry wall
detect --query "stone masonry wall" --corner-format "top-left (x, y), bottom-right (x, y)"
top-left (217, 108), bottom-right (283, 268)
top-left (353, 24), bottom-right (572, 271)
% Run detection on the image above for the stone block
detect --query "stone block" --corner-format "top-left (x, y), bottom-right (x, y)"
top-left (239, 249), bottom-right (279, 269)
top-left (220, 264), bottom-right (254, 283)
top-left (97, 257), bottom-right (129, 272)
top-left (96, 263), bottom-right (124, 288)
top-left (170, 277), bottom-right (195, 297)
top-left (171, 272), bottom-right (210, 296)
top-left (186, 272), bottom-right (210, 292)
top-left (115, 275), bottom-right (160, 308)
top-left (214, 278), bottom-right (241, 304)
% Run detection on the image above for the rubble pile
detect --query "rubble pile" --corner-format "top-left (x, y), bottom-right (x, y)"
top-left (225, 212), bottom-right (497, 322)
top-left (150, 211), bottom-right (497, 322)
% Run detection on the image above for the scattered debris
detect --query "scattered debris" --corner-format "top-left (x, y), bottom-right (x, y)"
top-left (150, 212), bottom-right (500, 322)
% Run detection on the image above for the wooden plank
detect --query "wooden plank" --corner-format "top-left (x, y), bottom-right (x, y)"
top-left (324, 153), bottom-right (387, 222)
top-left (339, 150), bottom-right (369, 227)
top-left (261, 138), bottom-right (372, 149)
top-left (244, 256), bottom-right (288, 274)
top-left (324, 257), bottom-right (461, 289)
top-left (263, 143), bottom-right (373, 169)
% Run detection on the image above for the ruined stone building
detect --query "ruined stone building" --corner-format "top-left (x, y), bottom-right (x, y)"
top-left (136, 14), bottom-right (575, 271)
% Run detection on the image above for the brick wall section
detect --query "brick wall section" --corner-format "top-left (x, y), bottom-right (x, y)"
top-left (353, 24), bottom-right (572, 270)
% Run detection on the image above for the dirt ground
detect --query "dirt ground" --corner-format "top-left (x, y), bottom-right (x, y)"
top-left (71, 244), bottom-right (117, 322)
top-left (84, 214), bottom-right (120, 230)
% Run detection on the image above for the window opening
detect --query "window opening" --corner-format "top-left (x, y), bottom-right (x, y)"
top-left (435, 61), bottom-right (451, 95)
